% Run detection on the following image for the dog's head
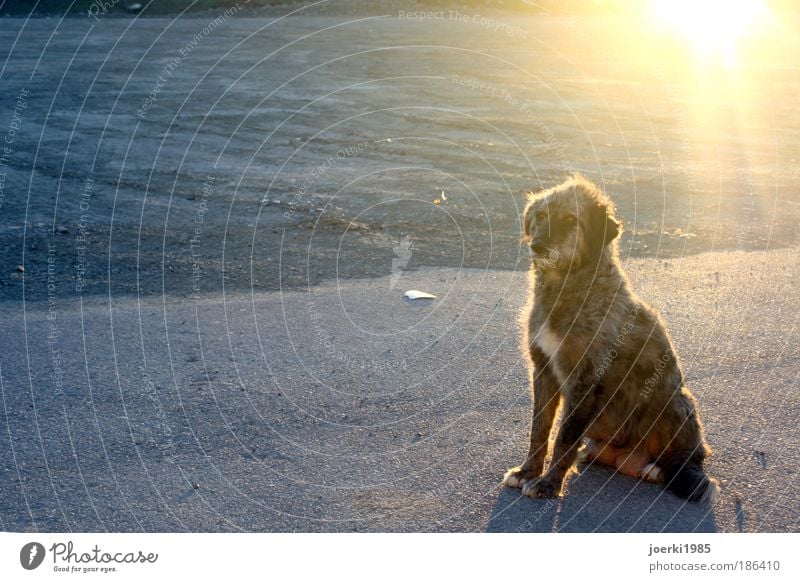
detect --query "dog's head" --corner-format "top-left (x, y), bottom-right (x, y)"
top-left (522, 175), bottom-right (621, 271)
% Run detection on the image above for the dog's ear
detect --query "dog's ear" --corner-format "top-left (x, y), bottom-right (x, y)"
top-left (587, 200), bottom-right (620, 250)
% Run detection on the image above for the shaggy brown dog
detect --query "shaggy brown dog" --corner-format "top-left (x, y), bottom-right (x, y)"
top-left (503, 175), bottom-right (718, 503)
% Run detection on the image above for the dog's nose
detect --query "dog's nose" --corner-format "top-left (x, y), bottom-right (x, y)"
top-left (531, 242), bottom-right (547, 255)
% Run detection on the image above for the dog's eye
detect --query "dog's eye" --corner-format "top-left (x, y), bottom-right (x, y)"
top-left (563, 215), bottom-right (576, 224)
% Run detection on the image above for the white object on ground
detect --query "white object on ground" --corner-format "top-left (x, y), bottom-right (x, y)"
top-left (403, 290), bottom-right (437, 300)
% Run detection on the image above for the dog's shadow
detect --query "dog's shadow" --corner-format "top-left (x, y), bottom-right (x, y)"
top-left (485, 465), bottom-right (718, 532)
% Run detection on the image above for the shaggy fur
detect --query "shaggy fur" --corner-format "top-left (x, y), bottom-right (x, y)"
top-left (502, 175), bottom-right (718, 503)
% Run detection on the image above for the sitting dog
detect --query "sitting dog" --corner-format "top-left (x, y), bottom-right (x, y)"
top-left (503, 175), bottom-right (718, 503)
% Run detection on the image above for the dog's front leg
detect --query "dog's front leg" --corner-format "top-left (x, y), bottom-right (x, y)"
top-left (503, 352), bottom-right (561, 490)
top-left (523, 379), bottom-right (598, 499)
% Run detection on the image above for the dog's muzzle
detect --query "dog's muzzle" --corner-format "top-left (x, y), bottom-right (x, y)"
top-left (530, 241), bottom-right (548, 255)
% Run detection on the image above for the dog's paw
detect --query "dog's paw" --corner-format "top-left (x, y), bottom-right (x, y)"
top-left (502, 466), bottom-right (538, 489)
top-left (639, 463), bottom-right (664, 483)
top-left (521, 476), bottom-right (562, 499)
top-left (579, 438), bottom-right (605, 464)
top-left (577, 441), bottom-right (590, 464)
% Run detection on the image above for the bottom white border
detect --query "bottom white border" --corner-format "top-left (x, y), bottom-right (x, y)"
top-left (1, 533), bottom-right (796, 581)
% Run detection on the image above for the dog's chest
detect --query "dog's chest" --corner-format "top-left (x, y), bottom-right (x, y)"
top-left (536, 323), bottom-right (561, 360)
top-left (534, 321), bottom-right (567, 385)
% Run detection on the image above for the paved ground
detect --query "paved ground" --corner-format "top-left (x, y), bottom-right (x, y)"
top-left (1, 250), bottom-right (798, 532)
top-left (0, 10), bottom-right (798, 532)
top-left (1, 13), bottom-right (799, 302)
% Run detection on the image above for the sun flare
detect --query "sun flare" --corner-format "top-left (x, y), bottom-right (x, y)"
top-left (648, 0), bottom-right (769, 65)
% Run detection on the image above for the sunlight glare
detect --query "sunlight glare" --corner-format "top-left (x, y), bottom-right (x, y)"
top-left (648, 0), bottom-right (769, 65)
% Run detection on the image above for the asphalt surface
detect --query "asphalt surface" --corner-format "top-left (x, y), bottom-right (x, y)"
top-left (1, 10), bottom-right (798, 533)
top-left (2, 14), bottom-right (799, 303)
top-left (1, 249), bottom-right (797, 532)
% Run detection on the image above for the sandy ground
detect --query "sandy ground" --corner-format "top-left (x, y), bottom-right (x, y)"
top-left (0, 10), bottom-right (798, 532)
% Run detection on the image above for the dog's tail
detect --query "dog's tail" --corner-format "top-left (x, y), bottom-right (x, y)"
top-left (661, 449), bottom-right (719, 504)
